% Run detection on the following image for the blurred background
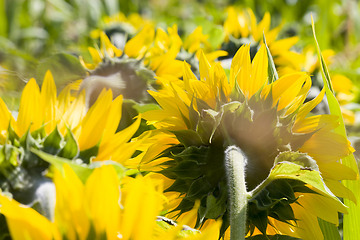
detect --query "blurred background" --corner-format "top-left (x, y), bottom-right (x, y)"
top-left (1, 0), bottom-right (360, 113)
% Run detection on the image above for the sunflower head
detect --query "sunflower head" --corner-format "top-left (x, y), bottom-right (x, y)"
top-left (142, 44), bottom-right (356, 238)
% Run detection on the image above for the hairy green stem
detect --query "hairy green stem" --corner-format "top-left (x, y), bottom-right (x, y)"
top-left (225, 145), bottom-right (248, 240)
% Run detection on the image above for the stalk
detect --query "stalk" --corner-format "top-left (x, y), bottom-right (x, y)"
top-left (225, 145), bottom-right (249, 240)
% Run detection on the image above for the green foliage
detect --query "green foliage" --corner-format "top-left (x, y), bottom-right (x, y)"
top-left (312, 17), bottom-right (360, 240)
top-left (36, 53), bottom-right (87, 87)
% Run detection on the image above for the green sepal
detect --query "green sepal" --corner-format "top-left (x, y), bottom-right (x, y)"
top-left (196, 120), bottom-right (214, 144)
top-left (189, 97), bottom-right (200, 131)
top-left (43, 126), bottom-right (63, 155)
top-left (263, 32), bottom-right (279, 84)
top-left (6, 124), bottom-right (19, 145)
top-left (0, 213), bottom-right (10, 239)
top-left (169, 160), bottom-right (202, 179)
top-left (164, 178), bottom-right (189, 193)
top-left (248, 202), bottom-right (269, 236)
top-left (195, 98), bottom-right (212, 113)
top-left (231, 101), bottom-right (253, 132)
top-left (170, 130), bottom-right (203, 147)
top-left (58, 130), bottom-right (79, 160)
top-left (19, 129), bottom-right (44, 168)
top-left (78, 144), bottom-right (99, 164)
top-left (289, 131), bottom-right (316, 151)
top-left (204, 190), bottom-right (227, 219)
top-left (171, 198), bottom-right (195, 215)
top-left (0, 143), bottom-right (19, 167)
top-left (185, 176), bottom-right (213, 201)
top-left (229, 80), bottom-right (246, 103)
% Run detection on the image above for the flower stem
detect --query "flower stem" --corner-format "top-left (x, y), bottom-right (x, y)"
top-left (225, 145), bottom-right (249, 240)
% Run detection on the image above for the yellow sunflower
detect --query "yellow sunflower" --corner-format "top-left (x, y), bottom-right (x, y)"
top-left (90, 12), bottom-right (153, 40)
top-left (0, 162), bottom-right (222, 240)
top-left (276, 45), bottom-right (358, 125)
top-left (182, 26), bottom-right (228, 64)
top-left (138, 44), bottom-right (357, 239)
top-left (223, 7), bottom-right (298, 68)
top-left (0, 70), bottom-right (144, 158)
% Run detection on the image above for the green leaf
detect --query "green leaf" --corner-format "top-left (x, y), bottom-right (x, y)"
top-left (132, 103), bottom-right (161, 113)
top-left (268, 162), bottom-right (331, 198)
top-left (32, 149), bottom-right (125, 183)
top-left (186, 176), bottom-right (212, 201)
top-left (43, 127), bottom-right (63, 155)
top-left (170, 160), bottom-right (202, 179)
top-left (189, 97), bottom-right (200, 131)
top-left (318, 218), bottom-right (341, 240)
top-left (312, 16), bottom-right (360, 240)
top-left (205, 192), bottom-right (227, 219)
top-left (58, 130), bottom-right (79, 160)
top-left (274, 151), bottom-right (319, 171)
top-left (0, 0), bottom-right (7, 37)
top-left (248, 202), bottom-right (268, 236)
top-left (79, 145), bottom-right (99, 164)
top-left (263, 33), bottom-right (279, 83)
top-left (36, 53), bottom-right (87, 87)
top-left (19, 129), bottom-right (43, 168)
top-left (207, 26), bottom-right (225, 50)
top-left (170, 130), bottom-right (203, 147)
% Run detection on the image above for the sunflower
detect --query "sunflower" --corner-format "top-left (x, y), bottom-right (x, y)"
top-left (222, 7), bottom-right (298, 68)
top-left (277, 45), bottom-right (358, 125)
top-left (139, 44), bottom-right (357, 239)
top-left (0, 162), bottom-right (222, 240)
top-left (90, 12), bottom-right (153, 40)
top-left (0, 71), bottom-right (146, 211)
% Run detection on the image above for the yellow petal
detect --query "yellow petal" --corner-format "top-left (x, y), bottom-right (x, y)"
top-left (85, 164), bottom-right (121, 239)
top-left (269, 36), bottom-right (299, 56)
top-left (17, 78), bottom-right (42, 137)
top-left (101, 94), bottom-right (123, 145)
top-left (0, 192), bottom-right (57, 240)
top-left (300, 130), bottom-right (352, 163)
top-left (77, 90), bottom-right (113, 150)
top-left (332, 74), bottom-right (354, 94)
top-left (293, 114), bottom-right (339, 133)
top-left (183, 61), bottom-right (197, 96)
top-left (120, 176), bottom-right (162, 240)
top-left (54, 164), bottom-right (89, 240)
top-left (95, 116), bottom-right (142, 161)
top-left (100, 31), bottom-right (123, 58)
top-left (253, 12), bottom-right (270, 42)
top-left (59, 89), bottom-right (87, 136)
top-left (0, 97), bottom-right (15, 142)
top-left (199, 50), bottom-right (212, 83)
top-left (125, 24), bottom-right (155, 59)
top-left (262, 72), bottom-right (308, 111)
top-left (291, 203), bottom-right (323, 240)
top-left (296, 193), bottom-right (347, 225)
top-left (324, 179), bottom-right (357, 204)
top-left (41, 71), bottom-right (57, 134)
top-left (295, 87), bottom-right (325, 124)
top-left (232, 44), bottom-right (251, 90)
top-left (318, 162), bottom-right (358, 180)
top-left (248, 44), bottom-right (268, 98)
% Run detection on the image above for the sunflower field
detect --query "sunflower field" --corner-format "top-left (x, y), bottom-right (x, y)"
top-left (1, 0), bottom-right (360, 239)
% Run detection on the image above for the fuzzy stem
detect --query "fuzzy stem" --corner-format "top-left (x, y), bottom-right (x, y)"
top-left (225, 145), bottom-right (248, 240)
